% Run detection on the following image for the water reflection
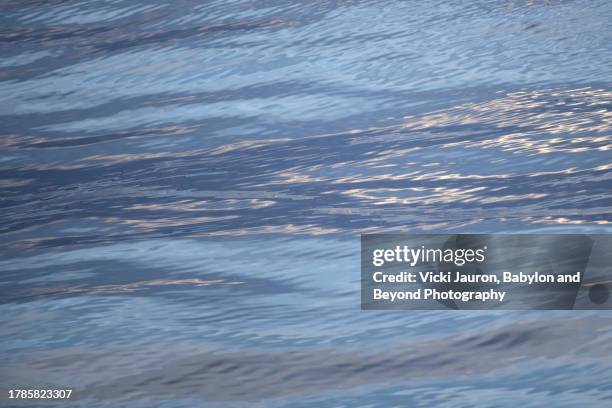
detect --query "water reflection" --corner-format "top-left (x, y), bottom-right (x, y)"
top-left (1, 0), bottom-right (611, 406)
top-left (1, 88), bottom-right (610, 252)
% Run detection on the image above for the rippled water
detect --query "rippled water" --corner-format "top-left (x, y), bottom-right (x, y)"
top-left (1, 0), bottom-right (611, 406)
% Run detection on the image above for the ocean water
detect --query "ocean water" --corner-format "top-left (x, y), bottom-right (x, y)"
top-left (0, 0), bottom-right (611, 406)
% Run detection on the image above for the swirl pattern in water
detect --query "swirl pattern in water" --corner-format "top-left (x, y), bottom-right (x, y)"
top-left (0, 0), bottom-right (611, 407)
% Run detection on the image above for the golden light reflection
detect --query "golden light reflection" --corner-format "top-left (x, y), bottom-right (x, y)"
top-left (4, 87), bottom-right (609, 244)
top-left (2, 278), bottom-right (243, 302)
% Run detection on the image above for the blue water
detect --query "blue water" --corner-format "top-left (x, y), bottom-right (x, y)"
top-left (1, 0), bottom-right (611, 406)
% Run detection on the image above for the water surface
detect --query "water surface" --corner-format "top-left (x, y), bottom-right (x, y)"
top-left (1, 0), bottom-right (611, 406)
